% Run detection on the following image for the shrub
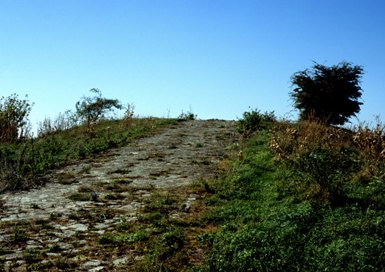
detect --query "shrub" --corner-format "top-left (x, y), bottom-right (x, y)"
top-left (177, 110), bottom-right (197, 121)
top-left (75, 88), bottom-right (122, 136)
top-left (294, 147), bottom-right (358, 205)
top-left (237, 109), bottom-right (275, 137)
top-left (290, 61), bottom-right (364, 125)
top-left (0, 94), bottom-right (33, 143)
top-left (37, 110), bottom-right (78, 137)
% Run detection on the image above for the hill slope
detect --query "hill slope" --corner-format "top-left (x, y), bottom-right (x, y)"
top-left (0, 119), bottom-right (237, 271)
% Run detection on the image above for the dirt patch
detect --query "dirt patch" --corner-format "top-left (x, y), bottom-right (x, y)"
top-left (0, 119), bottom-right (237, 270)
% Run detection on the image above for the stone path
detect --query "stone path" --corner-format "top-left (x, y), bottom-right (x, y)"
top-left (0, 119), bottom-right (237, 271)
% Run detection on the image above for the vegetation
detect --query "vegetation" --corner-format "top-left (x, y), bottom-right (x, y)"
top-left (237, 108), bottom-right (275, 137)
top-left (290, 61), bottom-right (364, 125)
top-left (198, 110), bottom-right (385, 271)
top-left (0, 117), bottom-right (177, 192)
top-left (0, 90), bottom-right (177, 192)
top-left (177, 110), bottom-right (197, 121)
top-left (2, 83), bottom-right (385, 270)
top-left (75, 88), bottom-right (123, 136)
top-left (0, 94), bottom-right (32, 143)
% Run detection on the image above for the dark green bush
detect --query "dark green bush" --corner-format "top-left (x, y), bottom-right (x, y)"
top-left (237, 109), bottom-right (275, 137)
top-left (177, 110), bottom-right (197, 121)
top-left (293, 147), bottom-right (358, 205)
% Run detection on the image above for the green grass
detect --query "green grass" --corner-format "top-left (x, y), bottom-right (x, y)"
top-left (198, 125), bottom-right (385, 271)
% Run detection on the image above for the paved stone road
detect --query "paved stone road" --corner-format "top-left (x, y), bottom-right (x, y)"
top-left (0, 119), bottom-right (237, 271)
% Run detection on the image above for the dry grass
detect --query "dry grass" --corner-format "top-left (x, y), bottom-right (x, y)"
top-left (269, 119), bottom-right (385, 205)
top-left (269, 119), bottom-right (353, 163)
top-left (352, 120), bottom-right (385, 182)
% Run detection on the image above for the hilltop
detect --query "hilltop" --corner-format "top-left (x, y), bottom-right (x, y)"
top-left (1, 110), bottom-right (385, 271)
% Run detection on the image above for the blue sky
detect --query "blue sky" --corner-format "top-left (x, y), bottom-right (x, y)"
top-left (1, 0), bottom-right (385, 130)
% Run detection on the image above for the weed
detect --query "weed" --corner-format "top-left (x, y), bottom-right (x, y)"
top-left (57, 171), bottom-right (77, 184)
top-left (104, 193), bottom-right (126, 200)
top-left (30, 203), bottom-right (40, 209)
top-left (68, 192), bottom-right (93, 201)
top-left (108, 168), bottom-right (131, 175)
top-left (143, 211), bottom-right (168, 224)
top-left (112, 178), bottom-right (133, 184)
top-left (148, 226), bottom-right (186, 261)
top-left (52, 256), bottom-right (77, 270)
top-left (143, 192), bottom-right (177, 212)
top-left (23, 248), bottom-right (46, 268)
top-left (12, 225), bottom-right (28, 243)
top-left (99, 229), bottom-right (150, 245)
top-left (178, 110), bottom-right (197, 121)
top-left (48, 244), bottom-right (63, 253)
top-left (195, 142), bottom-right (203, 148)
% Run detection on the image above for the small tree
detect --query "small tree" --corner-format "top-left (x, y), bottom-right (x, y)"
top-left (76, 88), bottom-right (122, 127)
top-left (0, 94), bottom-right (32, 143)
top-left (290, 61), bottom-right (364, 125)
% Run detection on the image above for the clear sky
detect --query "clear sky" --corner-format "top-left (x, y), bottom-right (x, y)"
top-left (1, 0), bottom-right (385, 130)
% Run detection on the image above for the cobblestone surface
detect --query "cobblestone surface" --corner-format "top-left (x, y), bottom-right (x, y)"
top-left (0, 119), bottom-right (237, 271)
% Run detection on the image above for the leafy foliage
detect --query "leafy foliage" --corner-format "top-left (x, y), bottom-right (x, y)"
top-left (177, 110), bottom-right (197, 121)
top-left (76, 88), bottom-right (122, 126)
top-left (237, 109), bottom-right (275, 137)
top-left (293, 147), bottom-right (358, 205)
top-left (0, 94), bottom-right (33, 143)
top-left (290, 61), bottom-right (363, 125)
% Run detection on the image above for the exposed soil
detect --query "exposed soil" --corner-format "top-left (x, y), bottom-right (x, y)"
top-left (0, 119), bottom-right (237, 271)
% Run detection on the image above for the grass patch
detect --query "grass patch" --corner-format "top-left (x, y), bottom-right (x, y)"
top-left (112, 178), bottom-right (133, 185)
top-left (68, 192), bottom-right (93, 201)
top-left (56, 171), bottom-right (77, 184)
top-left (197, 120), bottom-right (385, 271)
top-left (99, 229), bottom-right (151, 245)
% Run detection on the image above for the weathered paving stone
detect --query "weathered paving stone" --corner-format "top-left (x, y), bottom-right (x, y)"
top-left (89, 267), bottom-right (105, 272)
top-left (81, 259), bottom-right (102, 269)
top-left (113, 256), bottom-right (129, 266)
top-left (68, 223), bottom-right (88, 232)
top-left (0, 120), bottom-right (237, 270)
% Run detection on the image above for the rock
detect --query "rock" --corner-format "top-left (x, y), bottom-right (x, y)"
top-left (68, 223), bottom-right (88, 232)
top-left (93, 229), bottom-right (105, 235)
top-left (94, 223), bottom-right (108, 229)
top-left (46, 252), bottom-right (61, 257)
top-left (89, 266), bottom-right (105, 272)
top-left (81, 259), bottom-right (102, 270)
top-left (0, 120), bottom-right (237, 268)
top-left (1, 252), bottom-right (23, 261)
top-left (134, 255), bottom-right (145, 261)
top-left (113, 256), bottom-right (129, 266)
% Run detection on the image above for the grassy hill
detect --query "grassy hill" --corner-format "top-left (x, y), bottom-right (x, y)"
top-left (197, 111), bottom-right (385, 271)
top-left (1, 110), bottom-right (385, 271)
